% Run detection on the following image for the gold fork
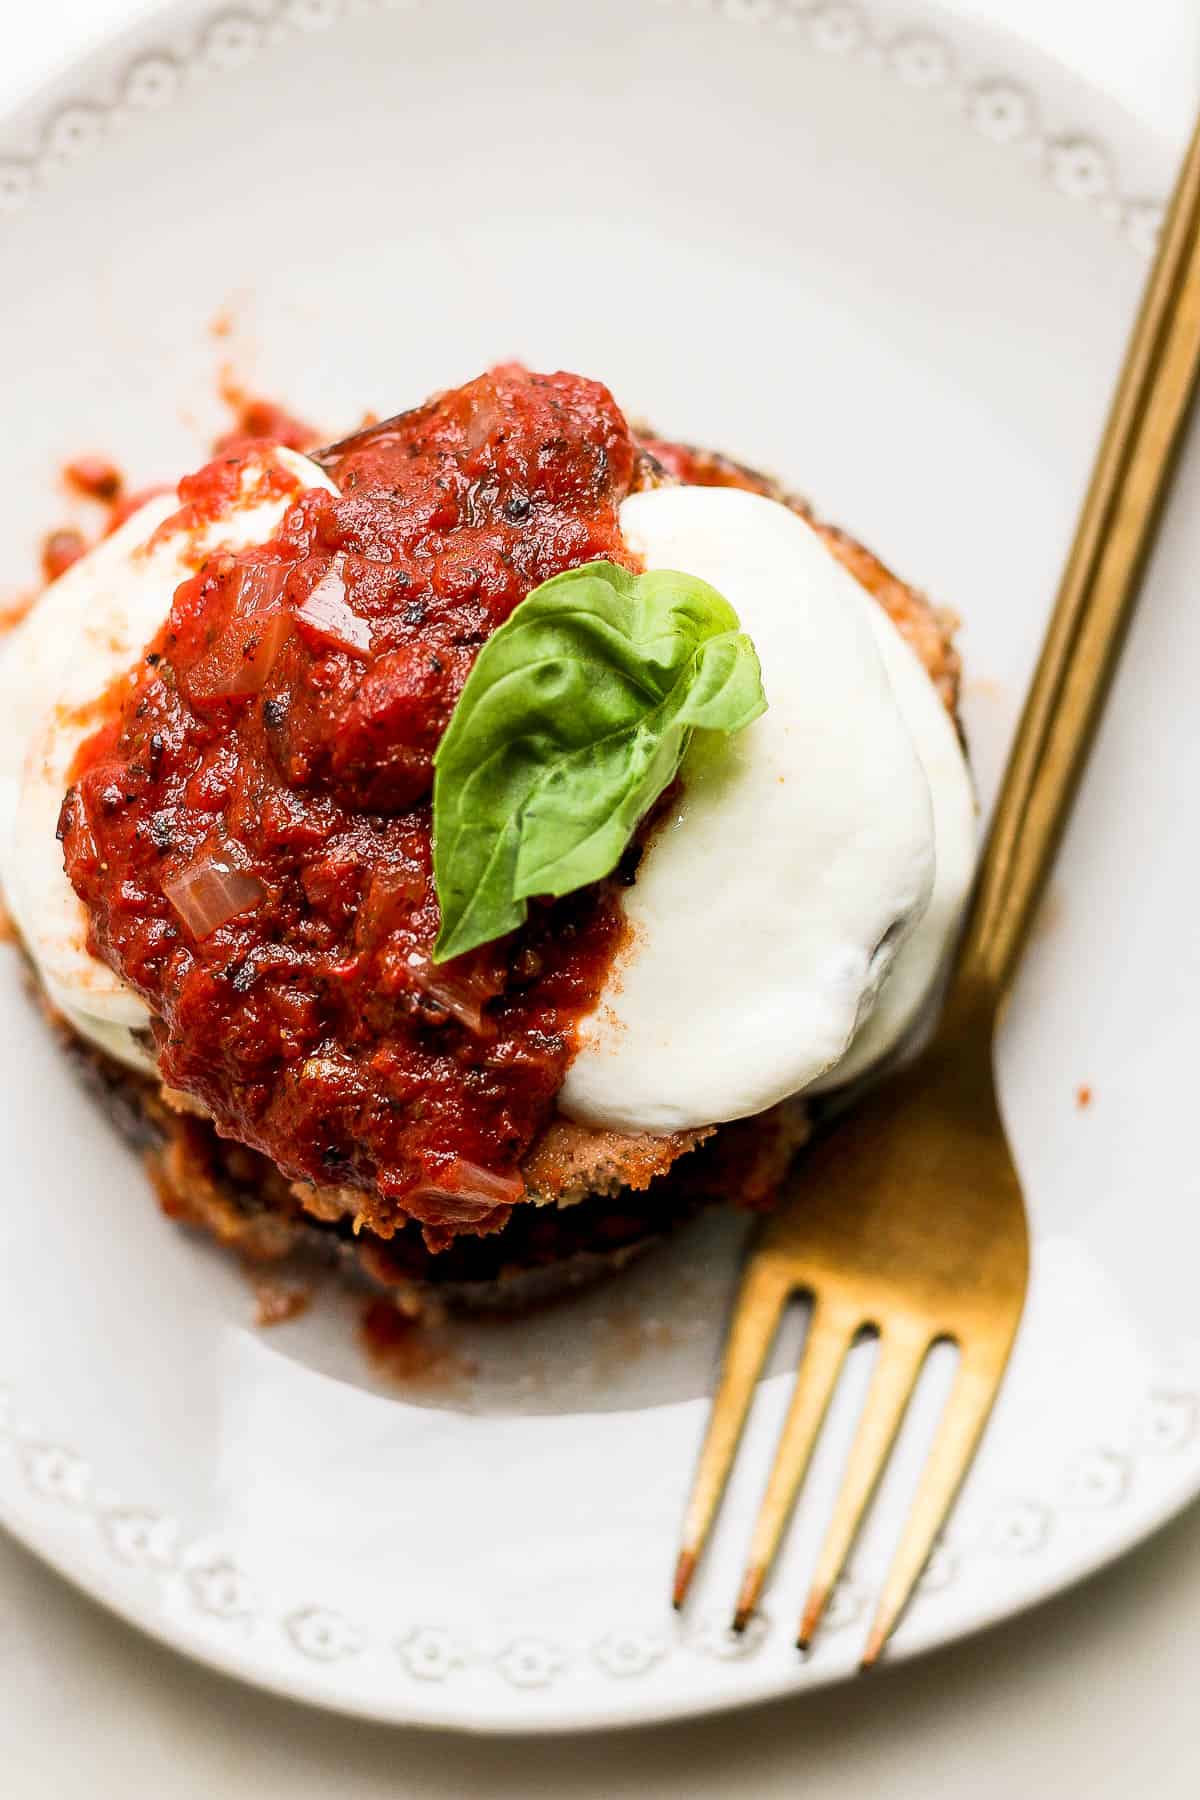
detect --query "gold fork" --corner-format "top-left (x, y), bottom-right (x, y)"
top-left (673, 114), bottom-right (1200, 1669)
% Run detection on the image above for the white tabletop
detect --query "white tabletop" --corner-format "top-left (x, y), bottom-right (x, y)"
top-left (4, 3), bottom-right (1199, 1793)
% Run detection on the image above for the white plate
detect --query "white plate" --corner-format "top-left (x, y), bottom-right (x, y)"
top-left (1, 0), bottom-right (1197, 1737)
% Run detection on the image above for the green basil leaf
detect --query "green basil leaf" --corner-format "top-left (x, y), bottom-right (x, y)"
top-left (431, 560), bottom-right (766, 962)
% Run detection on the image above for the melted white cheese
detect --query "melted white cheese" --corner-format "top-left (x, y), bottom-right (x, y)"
top-left (809, 597), bottom-right (976, 1090)
top-left (558, 485), bottom-right (952, 1134)
top-left (0, 447), bottom-right (337, 1073)
top-left (0, 468), bottom-right (973, 1130)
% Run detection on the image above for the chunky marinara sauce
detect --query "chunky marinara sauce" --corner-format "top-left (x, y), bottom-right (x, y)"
top-left (60, 368), bottom-right (639, 1241)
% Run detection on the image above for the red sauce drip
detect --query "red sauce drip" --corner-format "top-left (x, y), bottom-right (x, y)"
top-left (64, 455), bottom-right (124, 504)
top-left (60, 367), bottom-right (637, 1241)
top-left (41, 526), bottom-right (88, 583)
top-left (360, 1297), bottom-right (477, 1389)
top-left (213, 378), bottom-right (317, 458)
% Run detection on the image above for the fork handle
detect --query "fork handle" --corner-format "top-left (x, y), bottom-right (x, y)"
top-left (951, 115), bottom-right (1200, 1010)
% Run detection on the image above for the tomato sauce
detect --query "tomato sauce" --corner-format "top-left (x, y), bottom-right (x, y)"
top-left (212, 379), bottom-right (317, 458)
top-left (60, 368), bottom-right (638, 1243)
top-left (638, 435), bottom-right (781, 499)
top-left (40, 527), bottom-right (88, 584)
top-left (64, 455), bottom-right (124, 504)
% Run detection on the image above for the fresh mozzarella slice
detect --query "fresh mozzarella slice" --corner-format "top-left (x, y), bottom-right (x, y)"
top-left (0, 447), bottom-right (337, 1073)
top-left (809, 599), bottom-right (976, 1090)
top-left (558, 485), bottom-right (937, 1135)
top-left (3, 458), bottom-right (972, 1131)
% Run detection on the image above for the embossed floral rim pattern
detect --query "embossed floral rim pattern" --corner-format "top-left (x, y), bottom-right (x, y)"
top-left (1, 1369), bottom-right (1197, 1728)
top-left (0, 0), bottom-right (1192, 1735)
top-left (0, 0), bottom-right (1169, 253)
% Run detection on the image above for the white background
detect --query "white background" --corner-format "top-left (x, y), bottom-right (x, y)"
top-left (3, 2), bottom-right (1199, 1793)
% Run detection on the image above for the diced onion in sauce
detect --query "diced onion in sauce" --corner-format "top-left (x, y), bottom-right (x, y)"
top-left (183, 608), bottom-right (292, 704)
top-left (163, 857), bottom-right (266, 938)
top-left (228, 561), bottom-right (288, 616)
top-left (294, 566), bottom-right (372, 657)
top-left (405, 949), bottom-right (499, 1033)
top-left (404, 1157), bottom-right (525, 1223)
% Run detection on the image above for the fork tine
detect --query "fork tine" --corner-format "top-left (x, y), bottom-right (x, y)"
top-left (730, 1299), bottom-right (856, 1631)
top-left (859, 1339), bottom-right (1010, 1668)
top-left (672, 1258), bottom-right (792, 1608)
top-left (794, 1325), bottom-right (930, 1650)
